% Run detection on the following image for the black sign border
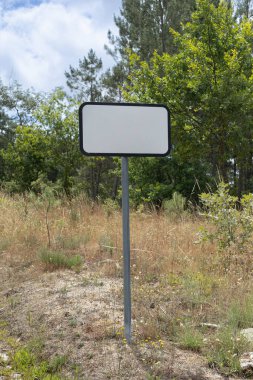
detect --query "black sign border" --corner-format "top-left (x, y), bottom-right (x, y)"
top-left (79, 102), bottom-right (171, 157)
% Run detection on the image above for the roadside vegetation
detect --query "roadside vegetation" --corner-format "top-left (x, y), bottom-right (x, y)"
top-left (1, 184), bottom-right (253, 378)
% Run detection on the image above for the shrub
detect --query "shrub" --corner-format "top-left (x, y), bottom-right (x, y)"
top-left (177, 325), bottom-right (204, 352)
top-left (163, 192), bottom-right (186, 220)
top-left (199, 182), bottom-right (253, 252)
top-left (207, 327), bottom-right (251, 375)
top-left (99, 234), bottom-right (115, 256)
top-left (39, 248), bottom-right (82, 270)
top-left (227, 294), bottom-right (253, 329)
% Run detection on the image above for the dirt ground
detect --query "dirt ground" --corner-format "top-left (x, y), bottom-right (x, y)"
top-left (0, 255), bottom-right (244, 380)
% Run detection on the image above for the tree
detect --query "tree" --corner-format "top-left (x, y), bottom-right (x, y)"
top-left (1, 125), bottom-right (49, 192)
top-left (1, 89), bottom-right (80, 194)
top-left (102, 0), bottom-right (198, 110)
top-left (128, 156), bottom-right (211, 207)
top-left (235, 0), bottom-right (253, 19)
top-left (124, 0), bottom-right (253, 196)
top-left (65, 49), bottom-right (103, 102)
top-left (65, 49), bottom-right (121, 199)
top-left (34, 88), bottom-right (81, 195)
top-left (0, 79), bottom-right (42, 182)
top-left (106, 0), bottom-right (196, 62)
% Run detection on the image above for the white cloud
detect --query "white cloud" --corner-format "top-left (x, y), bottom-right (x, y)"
top-left (0, 0), bottom-right (121, 92)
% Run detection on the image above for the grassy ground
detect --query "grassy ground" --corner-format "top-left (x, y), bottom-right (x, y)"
top-left (0, 192), bottom-right (253, 379)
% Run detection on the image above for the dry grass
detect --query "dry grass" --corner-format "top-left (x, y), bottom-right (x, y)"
top-left (1, 191), bottom-right (253, 378)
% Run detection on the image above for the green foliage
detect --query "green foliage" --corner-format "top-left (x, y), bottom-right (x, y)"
top-left (65, 48), bottom-right (103, 101)
top-left (1, 125), bottom-right (50, 192)
top-left (181, 272), bottom-right (218, 307)
top-left (163, 192), bottom-right (186, 219)
top-left (236, 0), bottom-right (253, 19)
top-left (12, 347), bottom-right (62, 379)
top-left (0, 238), bottom-right (9, 253)
top-left (34, 89), bottom-right (81, 195)
top-left (177, 325), bottom-right (204, 352)
top-left (207, 327), bottom-right (250, 375)
top-left (47, 355), bottom-right (67, 374)
top-left (55, 234), bottom-right (89, 250)
top-left (39, 248), bottom-right (82, 270)
top-left (125, 0), bottom-right (253, 194)
top-left (99, 234), bottom-right (115, 256)
top-left (227, 294), bottom-right (253, 329)
top-left (103, 198), bottom-right (119, 217)
top-left (1, 89), bottom-right (80, 195)
top-left (3, 0), bottom-right (253, 205)
top-left (108, 0), bottom-right (196, 61)
top-left (127, 156), bottom-right (210, 207)
top-left (0, 80), bottom-right (42, 182)
top-left (199, 182), bottom-right (253, 251)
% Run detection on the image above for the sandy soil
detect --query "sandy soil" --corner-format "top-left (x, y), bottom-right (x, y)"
top-left (0, 257), bottom-right (244, 379)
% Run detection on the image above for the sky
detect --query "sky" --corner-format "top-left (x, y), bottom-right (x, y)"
top-left (0, 0), bottom-right (121, 92)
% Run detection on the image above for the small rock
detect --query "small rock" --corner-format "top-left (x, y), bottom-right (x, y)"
top-left (200, 323), bottom-right (220, 329)
top-left (240, 352), bottom-right (253, 370)
top-left (0, 352), bottom-right (9, 362)
top-left (12, 374), bottom-right (22, 380)
top-left (241, 328), bottom-right (253, 342)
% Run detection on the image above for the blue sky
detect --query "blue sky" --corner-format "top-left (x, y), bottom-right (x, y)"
top-left (0, 0), bottom-right (121, 92)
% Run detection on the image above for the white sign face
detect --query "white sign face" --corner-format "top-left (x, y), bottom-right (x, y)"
top-left (79, 102), bottom-right (170, 156)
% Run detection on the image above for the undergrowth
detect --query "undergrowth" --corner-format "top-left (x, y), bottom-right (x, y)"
top-left (0, 320), bottom-right (66, 379)
top-left (1, 188), bottom-right (253, 377)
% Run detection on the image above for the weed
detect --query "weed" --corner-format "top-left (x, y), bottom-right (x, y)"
top-left (162, 273), bottom-right (182, 287)
top-left (99, 234), bottom-right (116, 256)
top-left (48, 355), bottom-right (67, 374)
top-left (55, 233), bottom-right (89, 250)
top-left (164, 192), bottom-right (187, 220)
top-left (39, 248), bottom-right (82, 270)
top-left (12, 347), bottom-right (49, 378)
top-left (81, 276), bottom-right (104, 287)
top-left (26, 310), bottom-right (34, 327)
top-left (199, 182), bottom-right (253, 254)
top-left (227, 294), bottom-right (253, 329)
top-left (180, 272), bottom-right (218, 307)
top-left (69, 208), bottom-right (80, 222)
top-left (146, 375), bottom-right (162, 380)
top-left (103, 198), bottom-right (119, 218)
top-left (207, 327), bottom-right (251, 375)
top-left (3, 190), bottom-right (253, 377)
top-left (59, 286), bottom-right (68, 296)
top-left (177, 325), bottom-right (204, 352)
top-left (68, 317), bottom-right (78, 327)
top-left (0, 238), bottom-right (9, 253)
top-left (8, 295), bottom-right (21, 309)
top-left (6, 334), bottom-right (64, 379)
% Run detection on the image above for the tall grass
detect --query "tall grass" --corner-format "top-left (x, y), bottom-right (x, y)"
top-left (1, 191), bottom-right (253, 376)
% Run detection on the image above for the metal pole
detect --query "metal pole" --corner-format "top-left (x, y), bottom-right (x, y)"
top-left (121, 156), bottom-right (131, 344)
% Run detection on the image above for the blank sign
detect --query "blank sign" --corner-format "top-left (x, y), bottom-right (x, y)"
top-left (79, 102), bottom-right (171, 156)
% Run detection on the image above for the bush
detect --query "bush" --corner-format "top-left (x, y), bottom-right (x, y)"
top-left (177, 325), bottom-right (204, 352)
top-left (207, 327), bottom-right (251, 375)
top-left (163, 192), bottom-right (187, 220)
top-left (227, 294), bottom-right (253, 329)
top-left (199, 182), bottom-right (253, 252)
top-left (39, 248), bottom-right (82, 270)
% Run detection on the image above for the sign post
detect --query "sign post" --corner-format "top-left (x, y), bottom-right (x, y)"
top-left (121, 156), bottom-right (131, 343)
top-left (79, 102), bottom-right (170, 344)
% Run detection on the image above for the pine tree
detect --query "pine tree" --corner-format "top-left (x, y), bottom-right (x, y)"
top-left (106, 0), bottom-right (196, 62)
top-left (65, 49), bottom-right (103, 101)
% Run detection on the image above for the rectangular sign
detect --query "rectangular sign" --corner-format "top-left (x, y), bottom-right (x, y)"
top-left (79, 102), bottom-right (170, 156)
